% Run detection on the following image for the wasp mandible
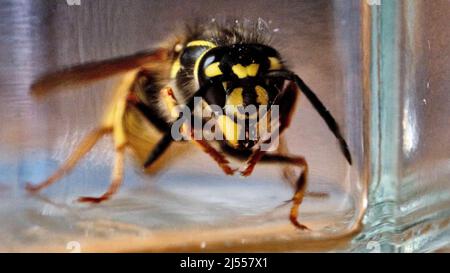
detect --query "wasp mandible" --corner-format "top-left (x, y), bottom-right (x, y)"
top-left (26, 21), bottom-right (352, 230)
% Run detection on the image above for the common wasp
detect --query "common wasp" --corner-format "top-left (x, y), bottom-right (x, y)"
top-left (26, 20), bottom-right (352, 230)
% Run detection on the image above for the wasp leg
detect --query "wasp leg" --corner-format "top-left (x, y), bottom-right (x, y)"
top-left (277, 137), bottom-right (328, 199)
top-left (77, 146), bottom-right (125, 203)
top-left (240, 148), bottom-right (266, 177)
top-left (27, 70), bottom-right (138, 202)
top-left (260, 154), bottom-right (309, 230)
top-left (26, 127), bottom-right (111, 193)
top-left (240, 131), bottom-right (280, 176)
top-left (241, 81), bottom-right (299, 177)
top-left (182, 118), bottom-right (235, 175)
top-left (277, 136), bottom-right (295, 183)
top-left (76, 71), bottom-right (137, 203)
top-left (192, 138), bottom-right (236, 175)
top-left (239, 148), bottom-right (311, 229)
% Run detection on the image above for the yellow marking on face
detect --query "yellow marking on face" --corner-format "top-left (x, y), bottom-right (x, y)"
top-left (232, 63), bottom-right (260, 78)
top-left (224, 87), bottom-right (258, 119)
top-left (268, 57), bottom-right (282, 70)
top-left (170, 58), bottom-right (181, 79)
top-left (255, 85), bottom-right (269, 105)
top-left (226, 87), bottom-right (244, 106)
top-left (247, 63), bottom-right (259, 76)
top-left (204, 62), bottom-right (222, 78)
top-left (231, 64), bottom-right (247, 79)
top-left (217, 115), bottom-right (240, 147)
top-left (186, 40), bottom-right (217, 48)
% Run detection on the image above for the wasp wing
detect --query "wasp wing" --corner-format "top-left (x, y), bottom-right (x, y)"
top-left (31, 48), bottom-right (169, 98)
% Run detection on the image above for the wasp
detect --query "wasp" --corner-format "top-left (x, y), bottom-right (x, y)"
top-left (26, 21), bottom-right (352, 230)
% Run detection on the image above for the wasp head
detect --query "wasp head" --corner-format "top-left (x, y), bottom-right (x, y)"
top-left (196, 44), bottom-right (285, 150)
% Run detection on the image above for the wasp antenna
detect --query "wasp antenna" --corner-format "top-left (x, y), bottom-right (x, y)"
top-left (268, 70), bottom-right (352, 165)
top-left (292, 73), bottom-right (352, 165)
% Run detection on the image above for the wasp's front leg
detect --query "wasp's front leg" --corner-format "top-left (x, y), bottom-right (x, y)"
top-left (240, 131), bottom-right (280, 177)
top-left (240, 148), bottom-right (266, 177)
top-left (191, 138), bottom-right (236, 175)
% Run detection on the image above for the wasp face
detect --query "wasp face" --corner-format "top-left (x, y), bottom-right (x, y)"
top-left (196, 44), bottom-right (284, 150)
